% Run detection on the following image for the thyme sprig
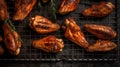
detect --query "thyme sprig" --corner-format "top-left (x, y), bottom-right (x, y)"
top-left (8, 19), bottom-right (16, 31)
top-left (50, 0), bottom-right (57, 19)
top-left (38, 0), bottom-right (42, 9)
top-left (5, 19), bottom-right (15, 31)
top-left (4, 19), bottom-right (23, 43)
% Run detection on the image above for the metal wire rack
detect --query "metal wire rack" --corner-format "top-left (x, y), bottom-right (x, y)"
top-left (0, 0), bottom-right (119, 61)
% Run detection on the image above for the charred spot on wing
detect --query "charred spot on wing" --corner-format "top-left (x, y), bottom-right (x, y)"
top-left (35, 25), bottom-right (50, 29)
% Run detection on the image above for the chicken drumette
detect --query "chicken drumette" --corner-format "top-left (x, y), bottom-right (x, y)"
top-left (13, 0), bottom-right (36, 21)
top-left (0, 45), bottom-right (4, 55)
top-left (2, 23), bottom-right (22, 55)
top-left (32, 35), bottom-right (64, 53)
top-left (0, 36), bottom-right (2, 42)
top-left (0, 36), bottom-right (4, 55)
top-left (84, 24), bottom-right (117, 39)
top-left (87, 40), bottom-right (117, 52)
top-left (62, 18), bottom-right (89, 48)
top-left (42, 0), bottom-right (49, 3)
top-left (0, 0), bottom-right (9, 21)
top-left (82, 2), bottom-right (115, 17)
top-left (58, 0), bottom-right (80, 15)
top-left (29, 15), bottom-right (60, 34)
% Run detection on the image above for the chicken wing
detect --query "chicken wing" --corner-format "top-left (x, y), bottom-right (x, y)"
top-left (29, 15), bottom-right (60, 34)
top-left (87, 40), bottom-right (117, 52)
top-left (0, 0), bottom-right (9, 21)
top-left (82, 2), bottom-right (115, 17)
top-left (2, 23), bottom-right (22, 55)
top-left (13, 0), bottom-right (36, 21)
top-left (42, 0), bottom-right (49, 3)
top-left (32, 35), bottom-right (64, 53)
top-left (62, 18), bottom-right (89, 48)
top-left (0, 45), bottom-right (4, 55)
top-left (84, 24), bottom-right (117, 39)
top-left (58, 0), bottom-right (80, 15)
top-left (0, 36), bottom-right (2, 42)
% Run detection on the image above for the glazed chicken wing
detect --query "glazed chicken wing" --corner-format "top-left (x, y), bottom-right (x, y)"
top-left (84, 24), bottom-right (117, 39)
top-left (13, 0), bottom-right (36, 21)
top-left (0, 45), bottom-right (4, 55)
top-left (29, 15), bottom-right (60, 34)
top-left (58, 0), bottom-right (80, 15)
top-left (87, 40), bottom-right (117, 52)
top-left (82, 2), bottom-right (115, 17)
top-left (0, 0), bottom-right (9, 21)
top-left (0, 36), bottom-right (4, 55)
top-left (0, 36), bottom-right (2, 42)
top-left (32, 35), bottom-right (64, 53)
top-left (62, 18), bottom-right (89, 48)
top-left (2, 23), bottom-right (22, 55)
top-left (42, 0), bottom-right (49, 3)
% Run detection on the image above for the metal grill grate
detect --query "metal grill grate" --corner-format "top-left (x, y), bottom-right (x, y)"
top-left (0, 0), bottom-right (119, 61)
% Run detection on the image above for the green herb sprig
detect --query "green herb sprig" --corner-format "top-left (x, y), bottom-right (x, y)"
top-left (50, 0), bottom-right (57, 19)
top-left (4, 19), bottom-right (23, 43)
top-left (5, 19), bottom-right (15, 31)
top-left (38, 1), bottom-right (42, 9)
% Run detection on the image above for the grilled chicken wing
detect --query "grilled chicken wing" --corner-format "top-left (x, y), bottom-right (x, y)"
top-left (13, 0), bottom-right (36, 21)
top-left (29, 15), bottom-right (60, 34)
top-left (58, 0), bottom-right (80, 15)
top-left (42, 0), bottom-right (49, 3)
top-left (87, 40), bottom-right (117, 52)
top-left (62, 18), bottom-right (89, 48)
top-left (0, 0), bottom-right (9, 21)
top-left (32, 35), bottom-right (64, 53)
top-left (0, 45), bottom-right (4, 55)
top-left (0, 36), bottom-right (2, 42)
top-left (82, 2), bottom-right (115, 17)
top-left (2, 23), bottom-right (22, 55)
top-left (0, 36), bottom-right (4, 55)
top-left (84, 24), bottom-right (116, 39)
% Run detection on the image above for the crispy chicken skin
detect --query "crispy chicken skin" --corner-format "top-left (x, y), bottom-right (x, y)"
top-left (0, 36), bottom-right (2, 42)
top-left (42, 0), bottom-right (49, 3)
top-left (0, 0), bottom-right (9, 21)
top-left (87, 40), bottom-right (117, 52)
top-left (58, 0), bottom-right (80, 15)
top-left (29, 15), bottom-right (60, 34)
top-left (13, 0), bottom-right (36, 21)
top-left (32, 35), bottom-right (64, 53)
top-left (82, 2), bottom-right (115, 17)
top-left (62, 18), bottom-right (89, 48)
top-left (0, 45), bottom-right (4, 55)
top-left (84, 24), bottom-right (117, 39)
top-left (2, 23), bottom-right (22, 55)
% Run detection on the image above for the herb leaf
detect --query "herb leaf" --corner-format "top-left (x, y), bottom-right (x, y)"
top-left (50, 0), bottom-right (57, 19)
top-left (5, 19), bottom-right (15, 31)
top-left (8, 19), bottom-right (16, 31)
top-left (38, 1), bottom-right (42, 9)
top-left (4, 19), bottom-right (23, 43)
